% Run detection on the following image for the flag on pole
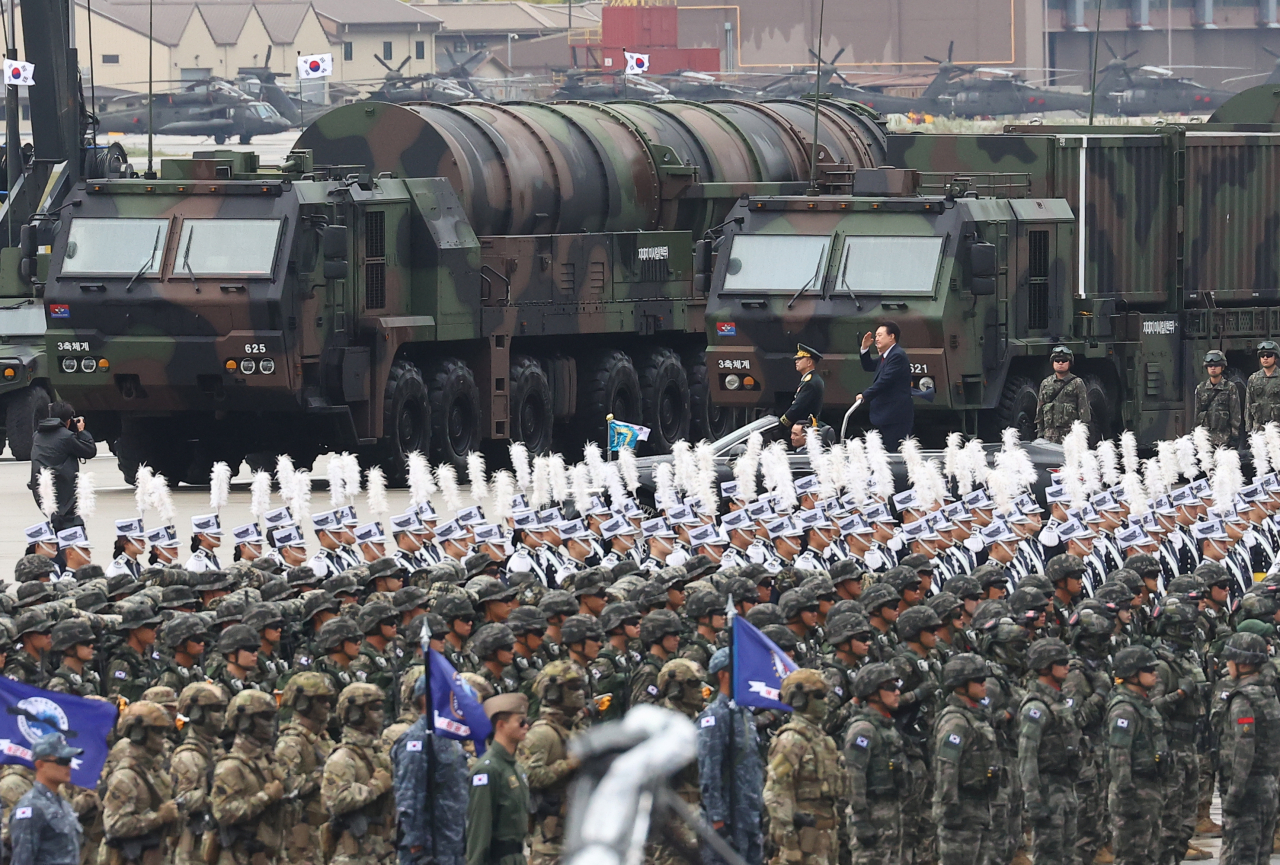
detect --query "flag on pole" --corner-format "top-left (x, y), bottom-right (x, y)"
top-left (4, 60), bottom-right (34, 87)
top-left (297, 53), bottom-right (333, 79)
top-left (608, 418), bottom-right (651, 451)
top-left (624, 51), bottom-right (650, 75)
top-left (427, 647), bottom-right (492, 755)
top-left (732, 614), bottom-right (798, 712)
top-left (0, 676), bottom-right (116, 787)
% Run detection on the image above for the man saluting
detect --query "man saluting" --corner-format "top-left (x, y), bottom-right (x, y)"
top-left (779, 344), bottom-right (825, 429)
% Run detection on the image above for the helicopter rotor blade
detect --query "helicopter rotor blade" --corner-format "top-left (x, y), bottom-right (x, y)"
top-left (397, 57), bottom-right (410, 73)
top-left (1123, 49), bottom-right (1140, 61)
top-left (373, 55), bottom-right (395, 73)
top-left (1265, 45), bottom-right (1280, 59)
top-left (830, 47), bottom-right (846, 64)
top-left (264, 44), bottom-right (272, 68)
top-left (947, 40), bottom-right (954, 62)
top-left (1104, 39), bottom-right (1119, 60)
top-left (923, 55), bottom-right (942, 64)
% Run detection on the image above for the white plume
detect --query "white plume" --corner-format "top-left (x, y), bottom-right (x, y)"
top-left (436, 463), bottom-right (461, 511)
top-left (1124, 472), bottom-right (1150, 517)
top-left (75, 471), bottom-right (97, 520)
top-left (571, 463), bottom-right (593, 514)
top-left (1143, 458), bottom-right (1167, 500)
top-left (1063, 466), bottom-right (1087, 511)
top-left (549, 453), bottom-right (571, 503)
top-left (509, 442), bottom-right (532, 492)
top-left (1213, 448), bottom-right (1244, 514)
top-left (1077, 445), bottom-right (1101, 496)
top-left (1266, 422), bottom-right (1280, 477)
top-left (37, 467), bottom-right (56, 519)
top-left (327, 455), bottom-right (347, 507)
top-left (999, 427), bottom-right (1038, 490)
top-left (491, 471), bottom-right (515, 522)
top-left (864, 431), bottom-right (895, 498)
top-left (1194, 427), bottom-right (1215, 477)
top-left (1121, 431), bottom-right (1140, 476)
top-left (603, 463), bottom-right (627, 506)
top-left (287, 469), bottom-right (312, 524)
top-left (467, 451), bottom-right (489, 503)
top-left (672, 442), bottom-right (695, 494)
top-left (619, 446), bottom-right (640, 493)
top-left (900, 436), bottom-right (925, 488)
top-left (695, 463), bottom-right (718, 517)
top-left (655, 462), bottom-right (676, 509)
top-left (342, 453), bottom-right (362, 501)
top-left (944, 432), bottom-right (964, 489)
top-left (365, 466), bottom-right (389, 518)
top-left (1096, 440), bottom-right (1120, 488)
top-left (1156, 440), bottom-right (1181, 491)
top-left (695, 440), bottom-right (716, 479)
top-left (826, 441), bottom-right (848, 495)
top-left (275, 455), bottom-right (296, 497)
top-left (1174, 436), bottom-right (1199, 481)
top-left (531, 455), bottom-right (552, 509)
top-left (960, 438), bottom-right (987, 494)
top-left (584, 443), bottom-right (607, 490)
top-left (845, 438), bottom-right (870, 502)
top-left (761, 440), bottom-right (796, 511)
top-left (987, 459), bottom-right (1017, 516)
top-left (407, 452), bottom-right (434, 507)
top-left (135, 465), bottom-right (154, 515)
top-left (732, 433), bottom-right (763, 502)
top-left (1251, 431), bottom-right (1273, 480)
top-left (152, 476), bottom-right (176, 524)
top-left (916, 458), bottom-right (947, 511)
top-left (145, 473), bottom-right (168, 514)
top-left (250, 470), bottom-right (273, 521)
top-left (209, 462), bottom-right (231, 512)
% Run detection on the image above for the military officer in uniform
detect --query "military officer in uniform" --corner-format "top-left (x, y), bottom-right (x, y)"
top-left (933, 653), bottom-right (1004, 865)
top-left (1035, 346), bottom-right (1091, 443)
top-left (9, 734), bottom-right (84, 865)
top-left (275, 673), bottom-right (336, 865)
top-left (322, 684), bottom-right (396, 865)
top-left (210, 690), bottom-right (290, 865)
top-left (45, 619), bottom-right (100, 696)
top-left (170, 683), bottom-right (226, 865)
top-left (101, 702), bottom-right (182, 865)
top-left (843, 662), bottom-right (909, 864)
top-left (780, 344), bottom-right (825, 429)
top-left (1217, 632), bottom-right (1280, 864)
top-left (519, 661), bottom-right (584, 865)
top-left (392, 674), bottom-right (468, 865)
top-left (466, 693), bottom-right (532, 865)
top-left (1195, 350), bottom-right (1242, 448)
top-left (1246, 340), bottom-right (1280, 433)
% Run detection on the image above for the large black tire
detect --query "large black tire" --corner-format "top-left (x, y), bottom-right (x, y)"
top-left (1084, 375), bottom-right (1114, 445)
top-left (427, 358), bottom-right (480, 470)
top-left (578, 349), bottom-right (642, 447)
top-left (638, 347), bottom-right (690, 454)
top-left (685, 352), bottom-right (735, 442)
top-left (5, 385), bottom-right (50, 460)
top-left (116, 417), bottom-right (192, 485)
top-left (987, 375), bottom-right (1038, 442)
top-left (378, 360), bottom-right (431, 486)
top-left (509, 355), bottom-right (553, 455)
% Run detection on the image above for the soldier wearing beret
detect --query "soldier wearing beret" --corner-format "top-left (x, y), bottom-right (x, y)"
top-left (466, 693), bottom-right (531, 865)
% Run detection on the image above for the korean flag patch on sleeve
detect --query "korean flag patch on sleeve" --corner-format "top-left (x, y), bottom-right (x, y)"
top-left (472, 774), bottom-right (489, 787)
top-left (14, 808), bottom-right (30, 820)
top-left (114, 670), bottom-right (127, 680)
top-left (1116, 718), bottom-right (1129, 728)
top-left (1029, 708), bottom-right (1042, 720)
top-left (854, 736), bottom-right (869, 749)
top-left (647, 685), bottom-right (659, 696)
top-left (407, 740), bottom-right (423, 752)
top-left (948, 733), bottom-right (962, 745)
top-left (700, 716), bottom-right (716, 728)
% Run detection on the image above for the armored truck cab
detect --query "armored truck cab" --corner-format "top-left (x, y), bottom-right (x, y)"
top-left (706, 168), bottom-right (1076, 443)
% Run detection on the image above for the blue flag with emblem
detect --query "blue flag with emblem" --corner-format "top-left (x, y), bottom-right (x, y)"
top-left (0, 676), bottom-right (117, 787)
top-left (426, 647), bottom-right (492, 756)
top-left (608, 418), bottom-right (651, 451)
top-left (732, 615), bottom-right (799, 712)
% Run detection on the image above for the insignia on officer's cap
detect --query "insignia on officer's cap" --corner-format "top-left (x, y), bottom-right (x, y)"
top-left (23, 522), bottom-right (55, 544)
top-left (272, 525), bottom-right (305, 548)
top-left (57, 526), bottom-right (91, 550)
top-left (353, 522), bottom-right (385, 544)
top-left (263, 507), bottom-right (293, 528)
top-left (721, 509), bottom-right (752, 531)
top-left (745, 500), bottom-right (773, 521)
top-left (641, 517), bottom-right (674, 539)
top-left (794, 475), bottom-right (820, 494)
top-left (456, 506), bottom-right (485, 526)
top-left (892, 489), bottom-right (921, 510)
top-left (416, 500), bottom-right (437, 519)
top-left (232, 523), bottom-right (263, 544)
top-left (143, 526), bottom-right (174, 547)
top-left (390, 512), bottom-right (422, 533)
top-left (720, 480), bottom-right (740, 498)
top-left (536, 508), bottom-right (562, 527)
top-left (433, 520), bottom-right (464, 542)
top-left (473, 524), bottom-right (503, 543)
top-left (192, 514), bottom-right (223, 535)
top-left (512, 509), bottom-right (537, 529)
top-left (115, 518), bottom-right (145, 538)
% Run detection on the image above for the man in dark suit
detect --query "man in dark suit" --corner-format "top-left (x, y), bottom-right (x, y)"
top-left (858, 320), bottom-right (914, 450)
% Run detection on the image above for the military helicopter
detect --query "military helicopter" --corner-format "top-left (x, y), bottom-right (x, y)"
top-left (551, 69), bottom-right (671, 101)
top-left (95, 78), bottom-right (292, 144)
top-left (1095, 40), bottom-right (1239, 115)
top-left (361, 49), bottom-right (493, 105)
top-left (1217, 45), bottom-right (1280, 90)
top-left (648, 70), bottom-right (746, 101)
top-left (235, 45), bottom-right (328, 127)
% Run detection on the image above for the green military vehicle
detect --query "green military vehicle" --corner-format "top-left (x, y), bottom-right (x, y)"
top-left (37, 99), bottom-right (886, 482)
top-left (706, 94), bottom-right (1280, 447)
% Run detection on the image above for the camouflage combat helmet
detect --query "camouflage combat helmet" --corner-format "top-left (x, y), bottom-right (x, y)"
top-left (1045, 554), bottom-right (1087, 583)
top-left (926, 591), bottom-right (964, 620)
top-left (143, 686), bottom-right (179, 706)
top-left (1026, 638), bottom-right (1071, 672)
top-left (1154, 596), bottom-right (1200, 638)
top-left (599, 602), bottom-right (640, 635)
top-left (880, 566), bottom-right (921, 595)
top-left (744, 604), bottom-right (784, 629)
top-left (358, 602), bottom-right (396, 635)
top-left (281, 672), bottom-right (336, 709)
top-left (1050, 345), bottom-right (1073, 361)
top-left (761, 624), bottom-right (798, 652)
top-left (538, 590), bottom-right (579, 619)
top-left (217, 624), bottom-right (261, 655)
top-left (433, 594), bottom-right (476, 623)
top-left (657, 658), bottom-right (705, 698)
top-left (1123, 554), bottom-right (1161, 581)
top-left (116, 701), bottom-right (172, 736)
top-left (639, 610), bottom-right (682, 646)
top-left (14, 610), bottom-right (53, 638)
top-left (1204, 349), bottom-right (1227, 366)
top-left (213, 597), bottom-right (249, 626)
top-left (859, 584), bottom-right (901, 616)
top-left (942, 575), bottom-right (982, 600)
top-left (1194, 561), bottom-right (1233, 587)
top-left (15, 582), bottom-right (54, 608)
top-left (425, 613), bottom-right (450, 640)
top-left (896, 606), bottom-right (942, 642)
top-left (1236, 591), bottom-right (1278, 623)
top-left (287, 565), bottom-right (320, 588)
top-left (161, 613), bottom-right (209, 651)
top-left (684, 590), bottom-right (724, 621)
top-left (780, 668), bottom-right (827, 707)
top-left (778, 587), bottom-right (819, 622)
top-left (177, 683), bottom-right (226, 727)
top-left (506, 605), bottom-right (548, 636)
top-left (469, 623), bottom-right (515, 659)
top-left (942, 653), bottom-right (990, 691)
top-left (315, 616), bottom-right (362, 652)
top-left (560, 614), bottom-right (603, 646)
top-left (1260, 340), bottom-right (1280, 355)
top-left (260, 580), bottom-right (294, 603)
top-left (244, 603), bottom-right (284, 632)
top-left (227, 689), bottom-right (278, 730)
top-left (826, 612), bottom-right (872, 646)
top-left (1222, 632), bottom-right (1270, 666)
top-left (534, 660), bottom-right (585, 702)
top-left (116, 603), bottom-right (162, 631)
top-left (14, 555), bottom-right (57, 583)
top-left (1113, 645), bottom-right (1159, 679)
top-left (50, 619), bottom-right (95, 653)
top-left (1165, 575), bottom-right (1205, 600)
top-left (159, 584), bottom-right (199, 610)
top-left (336, 683), bottom-right (385, 725)
top-left (851, 662), bottom-right (899, 700)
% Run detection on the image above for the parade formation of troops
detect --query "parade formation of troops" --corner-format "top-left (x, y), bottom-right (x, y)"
top-left (11, 341), bottom-right (1280, 865)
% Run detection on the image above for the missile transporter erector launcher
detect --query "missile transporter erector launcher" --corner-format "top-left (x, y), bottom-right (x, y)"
top-left (707, 115), bottom-right (1280, 448)
top-left (39, 98), bottom-right (887, 482)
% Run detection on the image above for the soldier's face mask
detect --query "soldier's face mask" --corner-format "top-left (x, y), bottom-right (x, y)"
top-left (561, 680), bottom-right (587, 710)
top-left (800, 691), bottom-right (828, 723)
top-left (309, 697), bottom-right (332, 725)
top-left (144, 727), bottom-right (168, 755)
top-left (362, 703), bottom-right (385, 731)
top-left (249, 712), bottom-right (278, 745)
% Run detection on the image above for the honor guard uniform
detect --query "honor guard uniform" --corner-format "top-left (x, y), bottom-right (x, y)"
top-left (55, 526), bottom-right (93, 580)
top-left (185, 514), bottom-right (223, 572)
top-left (308, 511), bottom-right (353, 578)
top-left (105, 519), bottom-right (147, 579)
top-left (780, 344), bottom-right (825, 429)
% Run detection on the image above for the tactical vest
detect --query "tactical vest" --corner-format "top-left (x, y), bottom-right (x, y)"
top-left (1229, 679), bottom-right (1280, 776)
top-left (1042, 374), bottom-right (1081, 428)
top-left (1197, 381), bottom-right (1235, 432)
top-left (936, 704), bottom-right (1001, 793)
top-left (1019, 691), bottom-right (1081, 776)
top-left (773, 717), bottom-right (841, 822)
top-left (1108, 689), bottom-right (1166, 778)
top-left (849, 713), bottom-right (906, 798)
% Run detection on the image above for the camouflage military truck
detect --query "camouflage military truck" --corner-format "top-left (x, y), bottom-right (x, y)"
top-left (0, 261), bottom-right (53, 459)
top-left (37, 98), bottom-right (886, 482)
top-left (706, 103), bottom-right (1280, 447)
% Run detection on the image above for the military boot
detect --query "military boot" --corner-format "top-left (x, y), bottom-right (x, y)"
top-left (1184, 843), bottom-right (1211, 861)
top-left (1194, 800), bottom-right (1222, 838)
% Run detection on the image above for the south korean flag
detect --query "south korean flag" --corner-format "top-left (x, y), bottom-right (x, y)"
top-left (4, 60), bottom-right (33, 87)
top-left (297, 53), bottom-right (333, 79)
top-left (624, 51), bottom-right (650, 76)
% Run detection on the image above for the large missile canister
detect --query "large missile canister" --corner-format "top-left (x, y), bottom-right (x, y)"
top-left (294, 98), bottom-right (886, 238)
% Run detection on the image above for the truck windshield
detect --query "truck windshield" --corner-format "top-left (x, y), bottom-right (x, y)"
top-left (176, 219), bottom-right (281, 277)
top-left (721, 234), bottom-right (830, 294)
top-left (837, 235), bottom-right (944, 295)
top-left (61, 218), bottom-right (169, 277)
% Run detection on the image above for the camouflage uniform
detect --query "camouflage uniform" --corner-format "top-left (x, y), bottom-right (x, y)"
top-left (697, 692), bottom-right (764, 865)
top-left (648, 660), bottom-right (706, 865)
top-left (1106, 687), bottom-right (1168, 865)
top-left (275, 720), bottom-right (334, 865)
top-left (587, 645), bottom-right (634, 722)
top-left (4, 651), bottom-right (47, 687)
top-left (392, 716), bottom-right (468, 865)
top-left (209, 735), bottom-right (289, 865)
top-left (170, 715), bottom-right (224, 865)
top-left (0, 765), bottom-right (35, 850)
top-left (519, 661), bottom-right (584, 865)
top-left (1150, 638), bottom-right (1205, 865)
top-left (1246, 367), bottom-right (1280, 432)
top-left (322, 690), bottom-right (396, 865)
top-left (105, 645), bottom-right (158, 705)
top-left (1219, 671), bottom-right (1280, 865)
top-left (1035, 372), bottom-right (1090, 444)
top-left (629, 653), bottom-right (665, 707)
top-left (843, 704), bottom-right (908, 865)
top-left (1017, 680), bottom-right (1082, 865)
top-left (10, 777), bottom-right (82, 865)
top-left (46, 663), bottom-right (101, 697)
top-left (932, 693), bottom-right (1002, 865)
top-left (101, 740), bottom-right (179, 865)
top-left (1062, 634), bottom-right (1113, 865)
top-left (1194, 377), bottom-right (1242, 448)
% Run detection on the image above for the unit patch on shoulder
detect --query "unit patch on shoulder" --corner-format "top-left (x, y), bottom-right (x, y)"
top-left (472, 774), bottom-right (489, 786)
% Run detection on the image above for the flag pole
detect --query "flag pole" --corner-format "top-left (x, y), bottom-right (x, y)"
top-left (424, 646), bottom-right (439, 861)
top-left (726, 598), bottom-right (737, 848)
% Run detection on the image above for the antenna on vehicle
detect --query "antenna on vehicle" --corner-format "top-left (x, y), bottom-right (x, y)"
top-left (145, 0), bottom-right (155, 178)
top-left (1087, 0), bottom-right (1103, 125)
top-left (806, 0), bottom-right (826, 196)
top-left (2, 0), bottom-right (16, 243)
